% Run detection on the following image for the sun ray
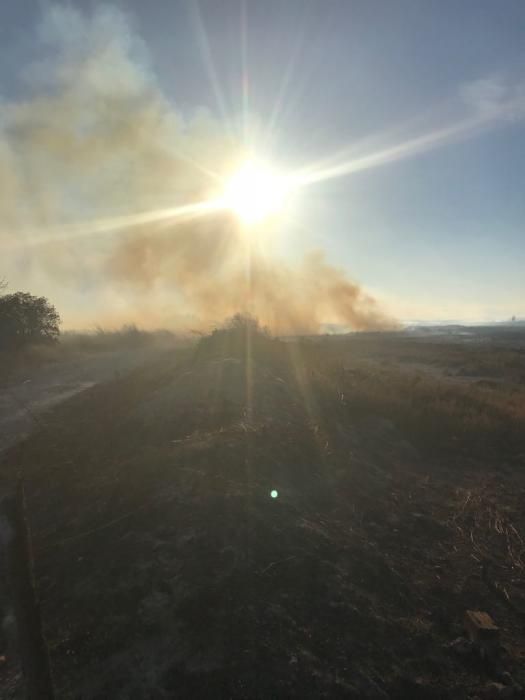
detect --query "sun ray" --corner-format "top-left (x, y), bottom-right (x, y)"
top-left (240, 0), bottom-right (249, 146)
top-left (290, 103), bottom-right (519, 189)
top-left (8, 86), bottom-right (525, 257)
top-left (190, 1), bottom-right (235, 142)
top-left (5, 198), bottom-right (224, 250)
top-left (172, 149), bottom-right (224, 184)
top-left (263, 1), bottom-right (315, 151)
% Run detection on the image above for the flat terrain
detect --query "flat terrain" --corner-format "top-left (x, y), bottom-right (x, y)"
top-left (1, 325), bottom-right (525, 698)
top-left (0, 346), bottom-right (171, 455)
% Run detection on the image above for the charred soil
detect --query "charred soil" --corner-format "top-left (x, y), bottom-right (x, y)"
top-left (1, 328), bottom-right (525, 698)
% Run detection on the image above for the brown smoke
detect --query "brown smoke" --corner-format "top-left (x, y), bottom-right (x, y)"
top-left (108, 215), bottom-right (393, 334)
top-left (0, 5), bottom-right (396, 334)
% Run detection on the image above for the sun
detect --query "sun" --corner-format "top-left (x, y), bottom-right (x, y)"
top-left (222, 159), bottom-right (292, 225)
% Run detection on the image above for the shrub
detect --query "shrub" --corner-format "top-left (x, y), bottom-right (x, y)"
top-left (196, 313), bottom-right (281, 362)
top-left (0, 291), bottom-right (60, 351)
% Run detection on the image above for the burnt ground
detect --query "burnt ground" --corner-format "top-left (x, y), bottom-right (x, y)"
top-left (1, 329), bottom-right (525, 698)
top-left (0, 346), bottom-right (173, 455)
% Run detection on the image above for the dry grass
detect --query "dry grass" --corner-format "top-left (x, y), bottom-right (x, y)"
top-left (0, 326), bottom-right (181, 386)
top-left (294, 331), bottom-right (525, 460)
top-left (334, 366), bottom-right (525, 457)
top-left (61, 325), bottom-right (179, 353)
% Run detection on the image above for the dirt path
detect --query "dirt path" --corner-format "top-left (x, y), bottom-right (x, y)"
top-left (0, 348), bottom-right (166, 455)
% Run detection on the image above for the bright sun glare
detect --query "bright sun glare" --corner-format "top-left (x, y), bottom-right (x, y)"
top-left (222, 159), bottom-right (292, 225)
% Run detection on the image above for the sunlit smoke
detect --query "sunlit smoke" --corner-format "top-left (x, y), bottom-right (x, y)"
top-left (108, 216), bottom-right (393, 334)
top-left (3, 6), bottom-right (523, 332)
top-left (0, 5), bottom-right (396, 333)
top-left (11, 7), bottom-right (525, 332)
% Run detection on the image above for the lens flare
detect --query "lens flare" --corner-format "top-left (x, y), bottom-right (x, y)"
top-left (222, 159), bottom-right (292, 225)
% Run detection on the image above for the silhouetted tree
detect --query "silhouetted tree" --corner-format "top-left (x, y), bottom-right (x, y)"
top-left (227, 312), bottom-right (268, 336)
top-left (0, 292), bottom-right (60, 350)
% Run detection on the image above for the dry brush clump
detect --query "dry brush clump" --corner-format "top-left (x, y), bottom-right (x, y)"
top-left (61, 325), bottom-right (178, 353)
top-left (195, 314), bottom-right (283, 365)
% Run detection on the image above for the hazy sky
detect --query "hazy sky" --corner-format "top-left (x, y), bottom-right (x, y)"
top-left (1, 1), bottom-right (524, 323)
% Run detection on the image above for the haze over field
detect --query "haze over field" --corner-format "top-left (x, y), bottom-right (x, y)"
top-left (1, 2), bottom-right (525, 329)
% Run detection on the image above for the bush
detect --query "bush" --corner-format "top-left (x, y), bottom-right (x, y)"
top-left (196, 313), bottom-right (281, 362)
top-left (0, 291), bottom-right (60, 351)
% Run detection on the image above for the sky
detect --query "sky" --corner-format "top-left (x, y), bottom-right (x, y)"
top-left (1, 0), bottom-right (524, 325)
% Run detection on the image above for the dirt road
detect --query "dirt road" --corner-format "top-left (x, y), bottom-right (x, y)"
top-left (0, 348), bottom-right (166, 455)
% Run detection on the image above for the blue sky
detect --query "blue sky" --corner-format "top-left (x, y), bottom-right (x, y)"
top-left (1, 1), bottom-right (524, 323)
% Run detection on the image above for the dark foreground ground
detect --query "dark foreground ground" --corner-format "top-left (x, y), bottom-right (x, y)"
top-left (1, 325), bottom-right (525, 698)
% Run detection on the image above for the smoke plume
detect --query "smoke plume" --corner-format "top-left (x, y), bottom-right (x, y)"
top-left (0, 5), bottom-right (395, 333)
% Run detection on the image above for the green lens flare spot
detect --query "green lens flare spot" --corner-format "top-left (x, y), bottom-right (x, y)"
top-left (270, 490), bottom-right (278, 499)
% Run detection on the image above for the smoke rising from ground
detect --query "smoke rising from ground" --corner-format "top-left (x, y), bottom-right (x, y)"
top-left (0, 5), bottom-right (395, 333)
top-left (109, 217), bottom-right (392, 334)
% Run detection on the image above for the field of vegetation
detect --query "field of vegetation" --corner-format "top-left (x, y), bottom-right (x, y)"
top-left (1, 320), bottom-right (525, 698)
